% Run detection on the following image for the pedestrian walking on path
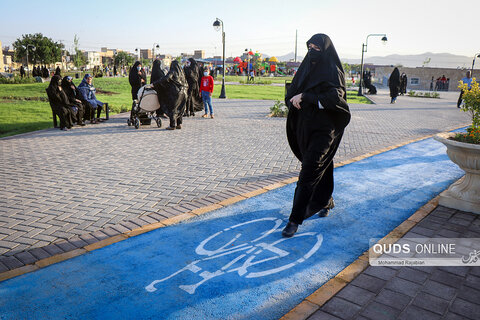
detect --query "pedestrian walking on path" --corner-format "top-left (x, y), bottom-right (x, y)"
top-left (389, 67), bottom-right (401, 103)
top-left (200, 69), bottom-right (215, 118)
top-left (282, 33), bottom-right (351, 237)
top-left (457, 70), bottom-right (473, 108)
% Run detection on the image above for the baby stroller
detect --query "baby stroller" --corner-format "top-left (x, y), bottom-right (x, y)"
top-left (127, 84), bottom-right (162, 129)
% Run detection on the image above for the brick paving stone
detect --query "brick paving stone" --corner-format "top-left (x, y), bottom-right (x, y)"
top-left (0, 261), bottom-right (8, 273)
top-left (397, 267), bottom-right (429, 284)
top-left (55, 240), bottom-right (77, 253)
top-left (437, 266), bottom-right (470, 277)
top-left (350, 274), bottom-right (386, 294)
top-left (28, 247), bottom-right (51, 260)
top-left (384, 277), bottom-right (422, 297)
top-left (307, 310), bottom-right (342, 320)
top-left (399, 305), bottom-right (442, 320)
top-left (0, 256), bottom-right (24, 269)
top-left (321, 297), bottom-right (362, 319)
top-left (408, 226), bottom-right (436, 237)
top-left (336, 284), bottom-right (375, 306)
top-left (443, 312), bottom-right (468, 320)
top-left (412, 291), bottom-right (450, 315)
top-left (91, 231), bottom-right (109, 241)
top-left (67, 236), bottom-right (88, 249)
top-left (42, 244), bottom-right (64, 256)
top-left (430, 269), bottom-right (464, 289)
top-left (13, 251), bottom-right (37, 265)
top-left (450, 298), bottom-right (480, 320)
top-left (374, 289), bottom-right (412, 310)
top-left (421, 279), bottom-right (457, 300)
top-left (464, 274), bottom-right (480, 289)
top-left (360, 301), bottom-right (401, 320)
top-left (79, 234), bottom-right (99, 245)
top-left (456, 285), bottom-right (480, 305)
top-left (363, 266), bottom-right (397, 281)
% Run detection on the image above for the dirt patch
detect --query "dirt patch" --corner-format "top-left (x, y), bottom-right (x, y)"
top-left (96, 89), bottom-right (119, 95)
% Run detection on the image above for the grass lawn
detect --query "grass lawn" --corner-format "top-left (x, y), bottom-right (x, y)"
top-left (0, 77), bottom-right (370, 137)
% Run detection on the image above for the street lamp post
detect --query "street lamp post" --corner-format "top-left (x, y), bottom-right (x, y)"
top-left (213, 18), bottom-right (226, 98)
top-left (26, 44), bottom-right (36, 77)
top-left (152, 43), bottom-right (160, 64)
top-left (471, 53), bottom-right (480, 75)
top-left (135, 48), bottom-right (141, 61)
top-left (357, 34), bottom-right (387, 96)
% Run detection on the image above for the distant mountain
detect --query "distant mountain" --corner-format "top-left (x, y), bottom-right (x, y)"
top-left (342, 52), bottom-right (476, 69)
top-left (265, 52), bottom-right (304, 62)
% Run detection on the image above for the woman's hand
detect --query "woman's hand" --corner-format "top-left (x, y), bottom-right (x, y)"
top-left (290, 93), bottom-right (303, 109)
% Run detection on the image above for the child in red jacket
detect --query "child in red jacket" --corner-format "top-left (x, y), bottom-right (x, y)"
top-left (200, 69), bottom-right (215, 118)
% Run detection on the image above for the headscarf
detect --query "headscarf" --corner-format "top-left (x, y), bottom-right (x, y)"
top-left (79, 74), bottom-right (92, 87)
top-left (61, 76), bottom-right (77, 102)
top-left (129, 61), bottom-right (143, 87)
top-left (47, 75), bottom-right (69, 105)
top-left (286, 33), bottom-right (346, 102)
top-left (150, 59), bottom-right (165, 84)
top-left (165, 60), bottom-right (187, 88)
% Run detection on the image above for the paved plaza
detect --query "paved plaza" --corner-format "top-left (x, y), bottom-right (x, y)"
top-left (0, 90), bottom-right (470, 261)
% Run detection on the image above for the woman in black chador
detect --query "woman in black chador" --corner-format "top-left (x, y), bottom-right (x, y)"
top-left (46, 75), bottom-right (75, 130)
top-left (282, 34), bottom-right (351, 238)
top-left (61, 76), bottom-right (85, 126)
top-left (400, 73), bottom-right (407, 95)
top-left (150, 59), bottom-right (165, 84)
top-left (183, 58), bottom-right (203, 116)
top-left (152, 60), bottom-right (188, 130)
top-left (389, 67), bottom-right (401, 103)
top-left (129, 61), bottom-right (147, 100)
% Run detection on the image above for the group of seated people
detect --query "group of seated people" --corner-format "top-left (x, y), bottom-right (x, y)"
top-left (46, 74), bottom-right (106, 131)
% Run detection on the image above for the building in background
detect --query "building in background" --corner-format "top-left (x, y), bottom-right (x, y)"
top-left (84, 51), bottom-right (102, 69)
top-left (0, 40), bottom-right (4, 71)
top-left (193, 50), bottom-right (205, 59)
top-left (139, 49), bottom-right (152, 60)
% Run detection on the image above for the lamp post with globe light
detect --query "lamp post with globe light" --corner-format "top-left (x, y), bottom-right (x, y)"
top-left (357, 34), bottom-right (388, 96)
top-left (213, 18), bottom-right (226, 98)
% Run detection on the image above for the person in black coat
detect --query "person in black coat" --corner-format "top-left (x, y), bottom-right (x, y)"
top-left (153, 60), bottom-right (188, 130)
top-left (46, 75), bottom-right (75, 130)
top-left (400, 73), bottom-right (408, 95)
top-left (42, 66), bottom-right (49, 78)
top-left (389, 67), bottom-right (401, 103)
top-left (61, 76), bottom-right (86, 126)
top-left (282, 34), bottom-right (351, 238)
top-left (20, 66), bottom-right (25, 78)
top-left (129, 61), bottom-right (146, 100)
top-left (150, 59), bottom-right (165, 84)
top-left (55, 66), bottom-right (61, 76)
top-left (183, 58), bottom-right (203, 116)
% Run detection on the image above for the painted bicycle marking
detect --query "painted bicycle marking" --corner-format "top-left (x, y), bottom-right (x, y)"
top-left (145, 217), bottom-right (323, 294)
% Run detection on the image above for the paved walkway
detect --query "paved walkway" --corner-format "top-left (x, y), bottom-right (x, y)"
top-left (0, 127), bottom-right (471, 319)
top-left (0, 90), bottom-right (469, 268)
top-left (305, 206), bottom-right (480, 320)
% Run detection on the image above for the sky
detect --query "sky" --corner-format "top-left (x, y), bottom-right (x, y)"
top-left (1, 0), bottom-right (479, 61)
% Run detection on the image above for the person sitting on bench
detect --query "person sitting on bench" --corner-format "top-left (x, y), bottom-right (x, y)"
top-left (61, 76), bottom-right (86, 126)
top-left (46, 75), bottom-right (75, 131)
top-left (78, 74), bottom-right (105, 124)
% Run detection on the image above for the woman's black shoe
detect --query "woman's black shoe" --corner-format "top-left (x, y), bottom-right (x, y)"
top-left (318, 198), bottom-right (335, 217)
top-left (282, 222), bottom-right (298, 238)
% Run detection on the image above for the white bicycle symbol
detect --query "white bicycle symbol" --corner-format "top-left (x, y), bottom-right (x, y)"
top-left (145, 217), bottom-right (323, 294)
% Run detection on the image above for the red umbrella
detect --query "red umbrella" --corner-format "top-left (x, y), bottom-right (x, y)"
top-left (233, 57), bottom-right (242, 63)
top-left (248, 51), bottom-right (254, 56)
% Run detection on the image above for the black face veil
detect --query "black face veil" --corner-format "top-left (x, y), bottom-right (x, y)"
top-left (286, 34), bottom-right (346, 102)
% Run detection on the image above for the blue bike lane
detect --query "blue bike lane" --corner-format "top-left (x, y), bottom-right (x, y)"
top-left (0, 137), bottom-right (464, 320)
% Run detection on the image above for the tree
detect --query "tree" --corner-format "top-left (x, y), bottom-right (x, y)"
top-left (13, 33), bottom-right (64, 65)
top-left (73, 34), bottom-right (86, 68)
top-left (114, 51), bottom-right (134, 67)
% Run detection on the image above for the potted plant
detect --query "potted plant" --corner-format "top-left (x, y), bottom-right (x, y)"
top-left (434, 78), bottom-right (480, 214)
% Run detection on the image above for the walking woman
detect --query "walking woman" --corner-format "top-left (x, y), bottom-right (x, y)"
top-left (282, 34), bottom-right (351, 238)
top-left (389, 67), bottom-right (401, 103)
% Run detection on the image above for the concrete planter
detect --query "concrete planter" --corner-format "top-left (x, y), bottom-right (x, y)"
top-left (434, 132), bottom-right (480, 214)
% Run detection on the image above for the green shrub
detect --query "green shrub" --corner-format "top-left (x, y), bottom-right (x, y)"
top-left (270, 100), bottom-right (288, 117)
top-left (0, 76), bottom-right (37, 84)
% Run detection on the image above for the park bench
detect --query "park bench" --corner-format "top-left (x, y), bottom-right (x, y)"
top-left (45, 88), bottom-right (109, 128)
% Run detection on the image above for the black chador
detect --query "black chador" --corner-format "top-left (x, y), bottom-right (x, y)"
top-left (282, 34), bottom-right (351, 238)
top-left (389, 67), bottom-right (401, 103)
top-left (129, 61), bottom-right (147, 100)
top-left (61, 76), bottom-right (85, 125)
top-left (150, 59), bottom-right (165, 84)
top-left (153, 60), bottom-right (188, 130)
top-left (46, 75), bottom-right (75, 130)
top-left (183, 58), bottom-right (203, 116)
